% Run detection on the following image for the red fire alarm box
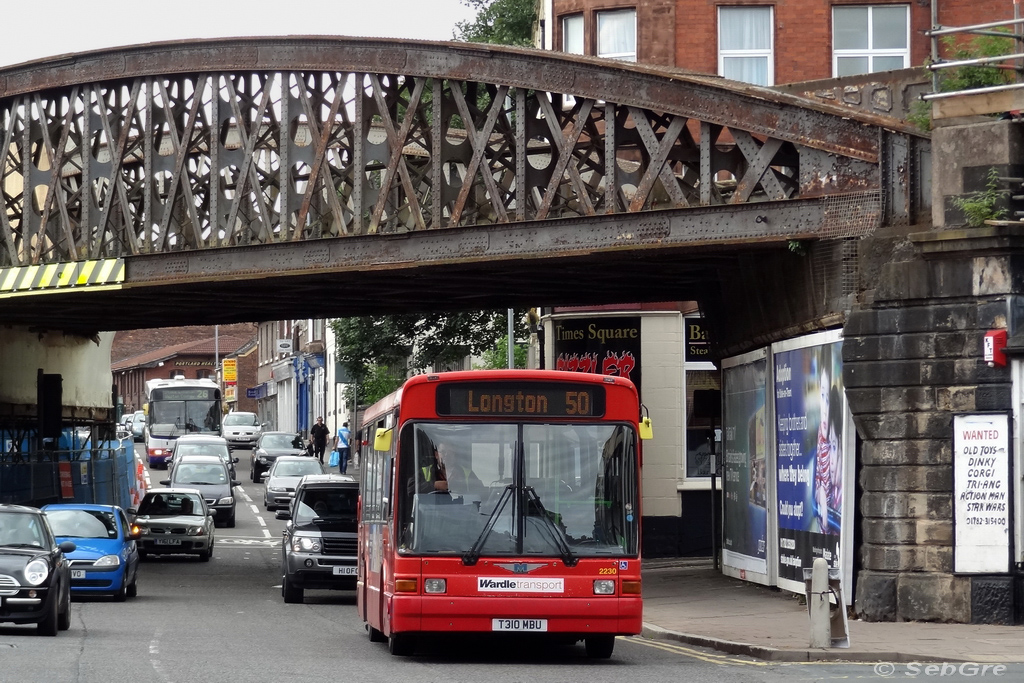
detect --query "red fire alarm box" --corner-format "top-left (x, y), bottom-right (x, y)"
top-left (984, 329), bottom-right (1008, 367)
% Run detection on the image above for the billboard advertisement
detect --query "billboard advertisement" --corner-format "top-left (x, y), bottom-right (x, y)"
top-left (722, 351), bottom-right (769, 578)
top-left (552, 317), bottom-right (642, 398)
top-left (773, 332), bottom-right (850, 596)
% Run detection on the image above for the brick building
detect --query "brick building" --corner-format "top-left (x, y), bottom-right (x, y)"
top-left (545, 0), bottom-right (1012, 85)
top-left (112, 333), bottom-right (254, 416)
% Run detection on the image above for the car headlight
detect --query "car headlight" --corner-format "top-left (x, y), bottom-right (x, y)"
top-left (268, 485), bottom-right (286, 492)
top-left (258, 456), bottom-right (268, 463)
top-left (187, 526), bottom-right (206, 536)
top-left (24, 559), bottom-right (49, 586)
top-left (135, 525), bottom-right (150, 536)
top-left (93, 555), bottom-right (121, 568)
top-left (424, 578), bottom-right (446, 594)
top-left (593, 579), bottom-right (616, 595)
top-left (291, 537), bottom-right (321, 552)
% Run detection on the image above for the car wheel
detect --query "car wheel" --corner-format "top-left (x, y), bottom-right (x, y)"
top-left (113, 574), bottom-right (128, 602)
top-left (199, 548), bottom-right (211, 562)
top-left (251, 466), bottom-right (260, 483)
top-left (37, 588), bottom-right (60, 636)
top-left (368, 624), bottom-right (387, 643)
top-left (227, 513), bottom-right (236, 528)
top-left (584, 635), bottom-right (616, 659)
top-left (282, 578), bottom-right (303, 604)
top-left (388, 632), bottom-right (415, 656)
top-left (57, 585), bottom-right (72, 631)
top-left (126, 573), bottom-right (138, 598)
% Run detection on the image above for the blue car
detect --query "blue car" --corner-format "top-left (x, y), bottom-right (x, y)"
top-left (41, 504), bottom-right (140, 601)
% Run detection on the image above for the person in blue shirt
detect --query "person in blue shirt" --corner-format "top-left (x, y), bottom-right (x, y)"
top-left (336, 421), bottom-right (352, 474)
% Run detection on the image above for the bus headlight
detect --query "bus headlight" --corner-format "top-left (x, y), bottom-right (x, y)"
top-left (593, 579), bottom-right (616, 595)
top-left (424, 578), bottom-right (446, 594)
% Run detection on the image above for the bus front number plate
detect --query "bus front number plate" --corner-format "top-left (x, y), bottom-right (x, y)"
top-left (492, 618), bottom-right (547, 632)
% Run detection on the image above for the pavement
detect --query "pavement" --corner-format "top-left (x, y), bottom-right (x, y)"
top-left (641, 559), bottom-right (1024, 663)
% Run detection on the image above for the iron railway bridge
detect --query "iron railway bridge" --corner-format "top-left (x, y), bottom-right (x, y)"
top-left (0, 37), bottom-right (929, 333)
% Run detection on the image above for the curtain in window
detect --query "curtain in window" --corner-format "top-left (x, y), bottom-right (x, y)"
top-left (723, 57), bottom-right (769, 86)
top-left (597, 9), bottom-right (636, 60)
top-left (562, 15), bottom-right (584, 54)
top-left (719, 7), bottom-right (771, 51)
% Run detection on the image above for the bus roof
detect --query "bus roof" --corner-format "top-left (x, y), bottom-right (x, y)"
top-left (146, 376), bottom-right (220, 395)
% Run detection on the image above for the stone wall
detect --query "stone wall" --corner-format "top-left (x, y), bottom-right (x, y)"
top-left (844, 119), bottom-right (1023, 623)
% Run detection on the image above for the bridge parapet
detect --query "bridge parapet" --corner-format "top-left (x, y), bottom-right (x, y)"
top-left (0, 37), bottom-right (927, 267)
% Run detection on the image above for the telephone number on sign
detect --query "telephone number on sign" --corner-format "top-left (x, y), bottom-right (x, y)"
top-left (491, 618), bottom-right (548, 632)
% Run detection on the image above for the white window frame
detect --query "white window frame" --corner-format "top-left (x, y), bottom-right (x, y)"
top-left (832, 4), bottom-right (910, 77)
top-left (561, 14), bottom-right (584, 54)
top-left (717, 6), bottom-right (775, 86)
top-left (597, 8), bottom-right (637, 62)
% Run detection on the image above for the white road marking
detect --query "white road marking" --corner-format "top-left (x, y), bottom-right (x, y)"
top-left (238, 488), bottom-right (253, 503)
top-left (149, 630), bottom-right (173, 682)
top-left (214, 538), bottom-right (281, 547)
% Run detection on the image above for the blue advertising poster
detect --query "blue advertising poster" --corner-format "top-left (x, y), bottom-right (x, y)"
top-left (774, 339), bottom-right (845, 584)
top-left (722, 356), bottom-right (769, 575)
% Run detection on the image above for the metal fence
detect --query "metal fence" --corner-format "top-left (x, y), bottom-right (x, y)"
top-left (925, 16), bottom-right (1024, 102)
top-left (0, 439), bottom-right (137, 509)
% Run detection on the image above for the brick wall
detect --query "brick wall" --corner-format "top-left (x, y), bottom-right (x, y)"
top-left (552, 0), bottom-right (1009, 84)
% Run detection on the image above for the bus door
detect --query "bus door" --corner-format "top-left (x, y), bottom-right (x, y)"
top-left (361, 413), bottom-right (394, 633)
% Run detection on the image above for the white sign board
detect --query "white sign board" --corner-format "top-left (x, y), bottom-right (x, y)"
top-left (276, 339), bottom-right (293, 353)
top-left (953, 413), bottom-right (1012, 573)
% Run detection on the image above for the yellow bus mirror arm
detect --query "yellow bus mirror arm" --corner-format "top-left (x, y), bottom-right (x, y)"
top-left (373, 426), bottom-right (393, 452)
top-left (639, 417), bottom-right (653, 441)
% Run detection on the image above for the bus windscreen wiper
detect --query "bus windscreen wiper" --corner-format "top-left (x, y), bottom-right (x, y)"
top-left (524, 486), bottom-right (578, 567)
top-left (463, 484), bottom-right (513, 566)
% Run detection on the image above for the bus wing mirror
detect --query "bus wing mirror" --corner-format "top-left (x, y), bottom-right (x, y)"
top-left (373, 427), bottom-right (392, 453)
top-left (639, 417), bottom-right (653, 441)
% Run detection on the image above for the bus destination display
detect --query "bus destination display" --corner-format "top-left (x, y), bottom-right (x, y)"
top-left (437, 382), bottom-right (605, 417)
top-left (151, 388), bottom-right (218, 401)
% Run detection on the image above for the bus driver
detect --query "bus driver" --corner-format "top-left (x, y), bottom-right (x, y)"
top-left (421, 442), bottom-right (484, 496)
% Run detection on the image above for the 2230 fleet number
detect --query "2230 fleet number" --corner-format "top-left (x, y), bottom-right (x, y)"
top-left (598, 567), bottom-right (617, 575)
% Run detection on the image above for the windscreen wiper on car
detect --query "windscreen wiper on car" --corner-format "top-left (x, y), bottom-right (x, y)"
top-left (524, 486), bottom-right (578, 567)
top-left (463, 484), bottom-right (513, 566)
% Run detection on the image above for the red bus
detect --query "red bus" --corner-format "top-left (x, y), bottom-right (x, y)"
top-left (356, 370), bottom-right (651, 658)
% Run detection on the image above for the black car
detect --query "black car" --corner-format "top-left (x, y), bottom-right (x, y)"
top-left (160, 455), bottom-right (239, 527)
top-left (250, 431), bottom-right (307, 483)
top-left (279, 474), bottom-right (359, 604)
top-left (0, 504), bottom-right (75, 635)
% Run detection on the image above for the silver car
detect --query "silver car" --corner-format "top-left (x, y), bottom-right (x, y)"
top-left (169, 434), bottom-right (239, 480)
top-left (222, 412), bottom-right (262, 450)
top-left (263, 456), bottom-right (325, 511)
top-left (133, 489), bottom-right (215, 561)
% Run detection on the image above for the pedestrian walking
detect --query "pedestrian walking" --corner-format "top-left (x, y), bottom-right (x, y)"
top-left (310, 416), bottom-right (330, 464)
top-left (336, 421), bottom-right (352, 474)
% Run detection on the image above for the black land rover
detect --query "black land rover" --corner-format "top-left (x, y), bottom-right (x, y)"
top-left (279, 474), bottom-right (358, 604)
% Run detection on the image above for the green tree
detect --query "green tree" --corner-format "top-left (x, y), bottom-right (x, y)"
top-left (454, 0), bottom-right (537, 46)
top-left (475, 334), bottom-right (529, 369)
top-left (331, 310), bottom-right (529, 404)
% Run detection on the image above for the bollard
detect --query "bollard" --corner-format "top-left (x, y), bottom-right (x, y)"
top-left (808, 557), bottom-right (831, 648)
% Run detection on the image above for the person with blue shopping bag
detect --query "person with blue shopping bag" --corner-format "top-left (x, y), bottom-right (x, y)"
top-left (335, 421), bottom-right (351, 474)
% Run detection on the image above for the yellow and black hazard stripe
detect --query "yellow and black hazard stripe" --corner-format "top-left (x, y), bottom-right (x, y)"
top-left (0, 258), bottom-right (124, 298)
